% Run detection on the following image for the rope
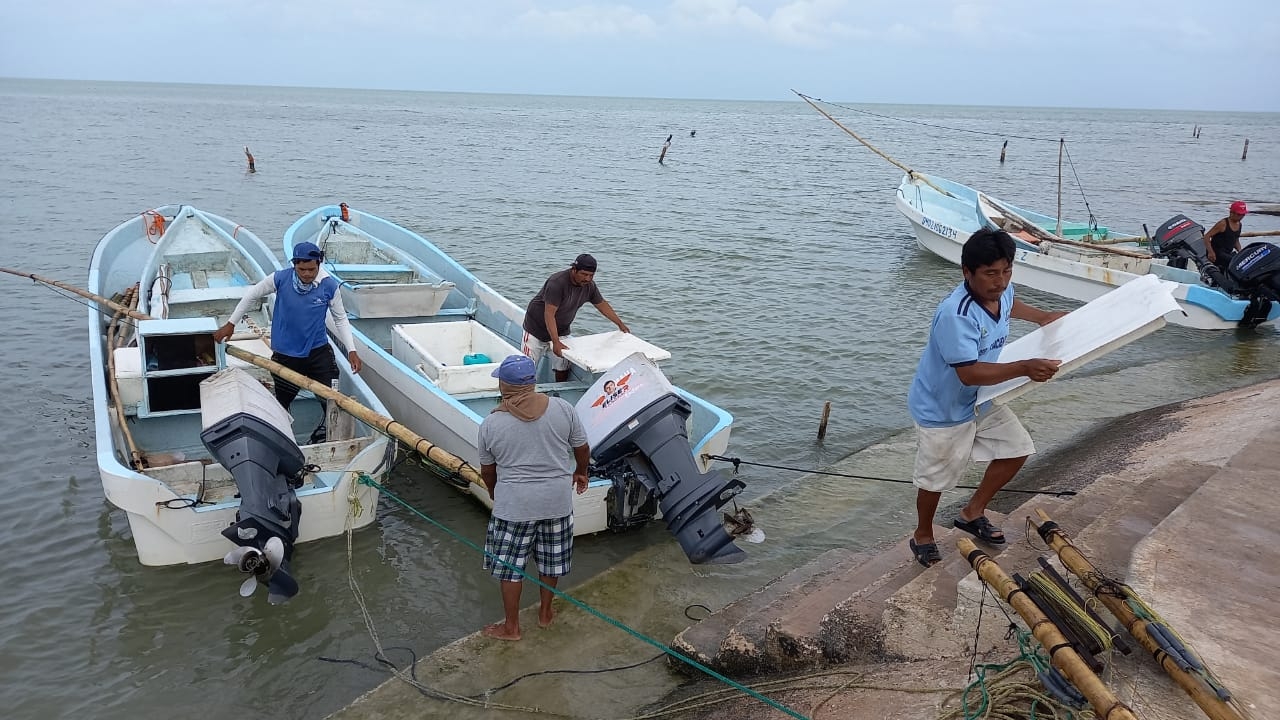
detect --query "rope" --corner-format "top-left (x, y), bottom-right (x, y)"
top-left (355, 475), bottom-right (815, 719)
top-left (705, 455), bottom-right (1077, 498)
top-left (803, 95), bottom-right (1067, 144)
top-left (1025, 572), bottom-right (1116, 656)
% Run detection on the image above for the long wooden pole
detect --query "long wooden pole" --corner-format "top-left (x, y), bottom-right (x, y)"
top-left (1030, 509), bottom-right (1244, 720)
top-left (2, 267), bottom-right (485, 489)
top-left (792, 91), bottom-right (956, 199)
top-left (223, 346), bottom-right (483, 489)
top-left (1056, 139), bottom-right (1065, 238)
top-left (957, 537), bottom-right (1137, 720)
top-left (981, 194), bottom-right (1154, 259)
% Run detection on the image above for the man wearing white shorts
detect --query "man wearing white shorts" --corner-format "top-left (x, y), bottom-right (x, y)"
top-left (522, 253), bottom-right (629, 382)
top-left (907, 228), bottom-right (1066, 567)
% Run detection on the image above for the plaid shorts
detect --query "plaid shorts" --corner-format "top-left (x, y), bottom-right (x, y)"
top-left (483, 514), bottom-right (574, 582)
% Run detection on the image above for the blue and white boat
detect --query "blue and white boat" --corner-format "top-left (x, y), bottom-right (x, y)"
top-left (284, 205), bottom-right (741, 555)
top-left (89, 205), bottom-right (393, 568)
top-left (896, 173), bottom-right (1280, 330)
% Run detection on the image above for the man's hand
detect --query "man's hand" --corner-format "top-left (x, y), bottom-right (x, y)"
top-left (1021, 359), bottom-right (1062, 382)
top-left (348, 351), bottom-right (362, 374)
top-left (616, 322), bottom-right (630, 334)
top-left (551, 338), bottom-right (568, 357)
top-left (212, 322), bottom-right (235, 343)
top-left (573, 472), bottom-right (589, 494)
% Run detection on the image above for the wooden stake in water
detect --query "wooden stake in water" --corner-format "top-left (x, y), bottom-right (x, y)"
top-left (817, 401), bottom-right (831, 441)
top-left (999, 140), bottom-right (1007, 163)
top-left (1242, 139), bottom-right (1249, 161)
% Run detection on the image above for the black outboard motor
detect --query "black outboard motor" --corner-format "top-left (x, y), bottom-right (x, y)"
top-left (199, 369), bottom-right (306, 604)
top-left (1149, 214), bottom-right (1277, 328)
top-left (202, 413), bottom-right (305, 604)
top-left (577, 353), bottom-right (746, 565)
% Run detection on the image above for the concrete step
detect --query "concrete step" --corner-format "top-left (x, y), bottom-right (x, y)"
top-left (669, 547), bottom-right (858, 675)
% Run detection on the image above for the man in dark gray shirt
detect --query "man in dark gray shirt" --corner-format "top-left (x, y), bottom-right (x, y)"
top-left (478, 355), bottom-right (590, 641)
top-left (521, 254), bottom-right (629, 382)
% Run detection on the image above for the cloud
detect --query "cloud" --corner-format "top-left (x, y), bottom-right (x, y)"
top-left (670, 0), bottom-right (859, 46)
top-left (516, 4), bottom-right (658, 37)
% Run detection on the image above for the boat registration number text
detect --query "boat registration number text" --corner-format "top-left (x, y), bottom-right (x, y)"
top-left (921, 216), bottom-right (958, 240)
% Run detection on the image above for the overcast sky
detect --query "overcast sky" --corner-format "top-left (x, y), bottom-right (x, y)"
top-left (3, 0), bottom-right (1277, 111)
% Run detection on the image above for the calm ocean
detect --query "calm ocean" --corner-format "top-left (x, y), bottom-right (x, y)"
top-left (0, 78), bottom-right (1278, 718)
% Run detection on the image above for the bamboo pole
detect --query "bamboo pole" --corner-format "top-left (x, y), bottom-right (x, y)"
top-left (1056, 139), bottom-right (1064, 238)
top-left (106, 286), bottom-right (145, 470)
top-left (792, 91), bottom-right (956, 199)
top-left (957, 537), bottom-right (1137, 720)
top-left (981, 194), bottom-right (1154, 260)
top-left (1030, 509), bottom-right (1244, 720)
top-left (224, 346), bottom-right (483, 489)
top-left (1, 267), bottom-right (485, 490)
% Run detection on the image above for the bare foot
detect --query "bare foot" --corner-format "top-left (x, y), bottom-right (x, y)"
top-left (482, 622), bottom-right (521, 641)
top-left (538, 609), bottom-right (556, 629)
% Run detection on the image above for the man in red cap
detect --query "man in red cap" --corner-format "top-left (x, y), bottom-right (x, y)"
top-left (1204, 201), bottom-right (1248, 271)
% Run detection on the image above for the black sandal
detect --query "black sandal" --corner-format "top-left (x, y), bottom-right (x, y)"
top-left (953, 515), bottom-right (1006, 544)
top-left (909, 538), bottom-right (942, 567)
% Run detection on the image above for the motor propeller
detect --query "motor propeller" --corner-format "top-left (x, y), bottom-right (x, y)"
top-left (223, 536), bottom-right (298, 604)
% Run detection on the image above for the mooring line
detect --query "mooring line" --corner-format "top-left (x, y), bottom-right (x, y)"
top-left (358, 475), bottom-right (814, 720)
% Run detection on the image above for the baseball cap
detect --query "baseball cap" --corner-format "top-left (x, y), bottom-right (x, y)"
top-left (291, 241), bottom-right (324, 262)
top-left (573, 253), bottom-right (598, 272)
top-left (491, 355), bottom-right (537, 385)
top-left (1230, 201), bottom-right (1248, 216)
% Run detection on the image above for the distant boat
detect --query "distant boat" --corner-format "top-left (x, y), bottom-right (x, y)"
top-left (284, 205), bottom-right (747, 564)
top-left (89, 206), bottom-right (393, 582)
top-left (896, 173), bottom-right (1280, 330)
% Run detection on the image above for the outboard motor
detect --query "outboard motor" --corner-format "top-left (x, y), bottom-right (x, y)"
top-left (577, 353), bottom-right (746, 565)
top-left (1150, 214), bottom-right (1277, 328)
top-left (199, 369), bottom-right (305, 604)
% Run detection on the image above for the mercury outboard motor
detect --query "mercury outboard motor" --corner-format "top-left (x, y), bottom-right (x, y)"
top-left (577, 353), bottom-right (746, 565)
top-left (1149, 214), bottom-right (1277, 328)
top-left (199, 369), bottom-right (305, 604)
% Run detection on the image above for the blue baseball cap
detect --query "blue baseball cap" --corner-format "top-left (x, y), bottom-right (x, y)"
top-left (491, 355), bottom-right (536, 385)
top-left (291, 242), bottom-right (323, 262)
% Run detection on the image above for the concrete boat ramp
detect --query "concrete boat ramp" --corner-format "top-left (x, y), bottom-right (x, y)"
top-left (330, 381), bottom-right (1280, 720)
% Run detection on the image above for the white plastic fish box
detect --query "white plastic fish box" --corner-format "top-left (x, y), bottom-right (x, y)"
top-left (199, 367), bottom-right (294, 441)
top-left (391, 320), bottom-right (520, 395)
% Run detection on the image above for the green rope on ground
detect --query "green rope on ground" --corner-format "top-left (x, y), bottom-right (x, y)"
top-left (358, 475), bottom-right (814, 720)
top-left (938, 628), bottom-right (1096, 720)
top-left (1026, 572), bottom-right (1115, 655)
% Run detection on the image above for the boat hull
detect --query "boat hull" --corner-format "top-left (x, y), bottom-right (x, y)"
top-left (895, 177), bottom-right (1279, 330)
top-left (290, 206), bottom-right (734, 537)
top-left (89, 205), bottom-right (393, 566)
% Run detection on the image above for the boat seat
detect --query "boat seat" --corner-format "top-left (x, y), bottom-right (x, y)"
top-left (167, 286), bottom-right (250, 305)
top-left (328, 263), bottom-right (414, 276)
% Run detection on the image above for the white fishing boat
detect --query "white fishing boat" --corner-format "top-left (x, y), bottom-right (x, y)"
top-left (896, 173), bottom-right (1280, 330)
top-left (89, 206), bottom-right (394, 578)
top-left (285, 205), bottom-right (746, 564)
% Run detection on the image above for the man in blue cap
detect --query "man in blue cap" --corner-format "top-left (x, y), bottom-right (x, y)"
top-left (214, 241), bottom-right (361, 443)
top-left (477, 354), bottom-right (590, 641)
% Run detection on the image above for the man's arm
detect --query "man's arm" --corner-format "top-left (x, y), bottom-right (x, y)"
top-left (1203, 219), bottom-right (1227, 263)
top-left (213, 275), bottom-right (276, 342)
top-left (543, 303), bottom-right (568, 356)
top-left (327, 286), bottom-right (361, 373)
top-left (955, 358), bottom-right (1061, 386)
top-left (594, 300), bottom-right (629, 334)
top-left (571, 443), bottom-right (590, 494)
top-left (1010, 299), bottom-right (1066, 326)
top-left (481, 463), bottom-right (498, 500)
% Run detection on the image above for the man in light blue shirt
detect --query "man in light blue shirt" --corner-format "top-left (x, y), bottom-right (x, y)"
top-left (907, 228), bottom-right (1065, 567)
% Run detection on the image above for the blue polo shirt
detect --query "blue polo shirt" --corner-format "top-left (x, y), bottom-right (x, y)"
top-left (908, 282), bottom-right (1014, 427)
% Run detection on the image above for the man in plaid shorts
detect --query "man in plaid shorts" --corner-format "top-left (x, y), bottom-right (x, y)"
top-left (478, 355), bottom-right (590, 641)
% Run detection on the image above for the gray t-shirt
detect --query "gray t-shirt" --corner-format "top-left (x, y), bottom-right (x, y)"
top-left (477, 397), bottom-right (589, 522)
top-left (522, 269), bottom-right (605, 342)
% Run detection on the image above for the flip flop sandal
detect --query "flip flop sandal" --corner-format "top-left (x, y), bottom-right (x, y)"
top-left (953, 515), bottom-right (1006, 544)
top-left (909, 538), bottom-right (942, 567)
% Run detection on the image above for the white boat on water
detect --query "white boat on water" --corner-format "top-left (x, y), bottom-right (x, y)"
top-left (89, 206), bottom-right (394, 576)
top-left (284, 205), bottom-right (746, 564)
top-left (896, 173), bottom-right (1280, 330)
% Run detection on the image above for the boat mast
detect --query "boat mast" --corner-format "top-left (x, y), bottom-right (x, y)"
top-left (1056, 138), bottom-right (1064, 237)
